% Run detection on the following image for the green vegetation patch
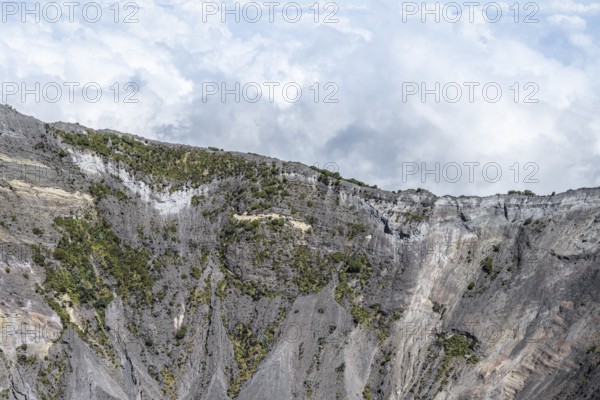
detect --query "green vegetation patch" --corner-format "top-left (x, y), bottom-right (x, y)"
top-left (481, 257), bottom-right (493, 275)
top-left (362, 384), bottom-right (373, 400)
top-left (292, 245), bottom-right (330, 294)
top-left (334, 254), bottom-right (390, 340)
top-left (586, 344), bottom-right (600, 354)
top-left (227, 323), bottom-right (269, 397)
top-left (191, 194), bottom-right (205, 206)
top-left (309, 165), bottom-right (376, 188)
top-left (47, 214), bottom-right (153, 313)
top-left (507, 190), bottom-right (535, 196)
top-left (57, 128), bottom-right (251, 191)
top-left (90, 181), bottom-right (128, 202)
top-left (441, 334), bottom-right (476, 359)
top-left (226, 310), bottom-right (286, 398)
top-left (435, 333), bottom-right (479, 384)
top-left (347, 224), bottom-right (367, 240)
top-left (404, 208), bottom-right (430, 223)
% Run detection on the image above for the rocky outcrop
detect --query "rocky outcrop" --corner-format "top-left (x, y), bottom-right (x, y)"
top-left (0, 105), bottom-right (598, 399)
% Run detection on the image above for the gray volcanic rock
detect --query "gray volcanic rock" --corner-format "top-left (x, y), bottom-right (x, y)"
top-left (0, 105), bottom-right (598, 400)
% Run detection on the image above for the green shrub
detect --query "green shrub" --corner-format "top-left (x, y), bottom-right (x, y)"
top-left (89, 182), bottom-right (128, 202)
top-left (442, 334), bottom-right (472, 357)
top-left (175, 325), bottom-right (187, 340)
top-left (348, 224), bottom-right (366, 239)
top-left (346, 258), bottom-right (364, 274)
top-left (329, 252), bottom-right (345, 264)
top-left (216, 279), bottom-right (227, 300)
top-left (191, 267), bottom-right (202, 280)
top-left (346, 178), bottom-right (368, 187)
top-left (436, 333), bottom-right (479, 379)
top-left (481, 257), bottom-right (493, 275)
top-left (239, 219), bottom-right (259, 232)
top-left (191, 195), bottom-right (205, 206)
top-left (351, 304), bottom-right (370, 326)
top-left (270, 218), bottom-right (285, 227)
top-left (31, 245), bottom-right (46, 266)
top-left (363, 385), bottom-right (373, 400)
top-left (508, 190), bottom-right (535, 196)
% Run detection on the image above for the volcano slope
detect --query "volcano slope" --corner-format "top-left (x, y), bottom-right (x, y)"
top-left (0, 105), bottom-right (598, 400)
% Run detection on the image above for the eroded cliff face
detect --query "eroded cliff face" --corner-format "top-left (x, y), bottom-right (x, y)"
top-left (0, 105), bottom-right (598, 400)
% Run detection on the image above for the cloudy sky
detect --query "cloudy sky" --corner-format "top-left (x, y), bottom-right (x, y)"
top-left (2, 0), bottom-right (600, 196)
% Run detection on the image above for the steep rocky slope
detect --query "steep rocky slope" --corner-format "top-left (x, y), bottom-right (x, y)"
top-left (0, 105), bottom-right (598, 400)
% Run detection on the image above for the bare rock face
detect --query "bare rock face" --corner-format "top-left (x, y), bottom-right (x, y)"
top-left (0, 105), bottom-right (599, 400)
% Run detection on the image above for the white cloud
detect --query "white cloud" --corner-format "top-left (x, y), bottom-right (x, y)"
top-left (547, 0), bottom-right (600, 14)
top-left (548, 14), bottom-right (587, 29)
top-left (1, 0), bottom-right (600, 196)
